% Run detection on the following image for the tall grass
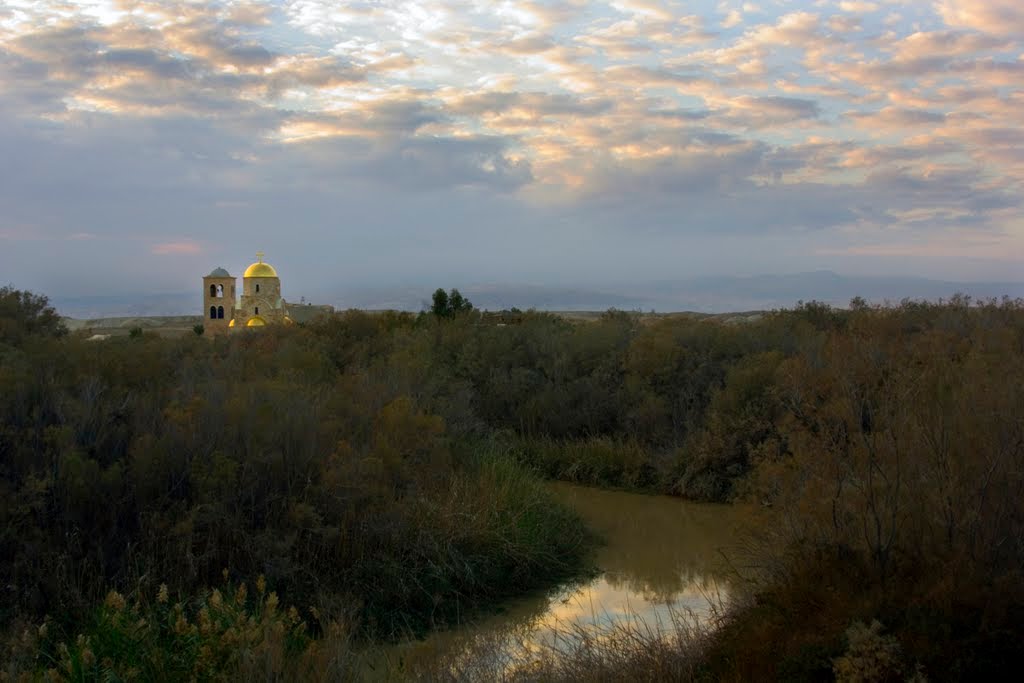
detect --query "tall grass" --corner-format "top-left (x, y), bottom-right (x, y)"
top-left (356, 451), bottom-right (596, 637)
top-left (416, 604), bottom-right (720, 683)
top-left (2, 452), bottom-right (594, 680)
top-left (2, 578), bottom-right (364, 682)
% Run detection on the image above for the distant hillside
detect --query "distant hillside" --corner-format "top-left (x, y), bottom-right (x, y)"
top-left (53, 293), bottom-right (198, 319)
top-left (332, 273), bottom-right (1024, 313)
top-left (334, 284), bottom-right (647, 313)
top-left (51, 272), bottom-right (1023, 318)
top-left (63, 315), bottom-right (202, 338)
top-left (618, 271), bottom-right (1024, 312)
top-left (52, 294), bottom-right (333, 320)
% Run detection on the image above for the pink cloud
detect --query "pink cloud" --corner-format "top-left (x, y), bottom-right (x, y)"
top-left (939, 0), bottom-right (1024, 36)
top-left (151, 241), bottom-right (201, 255)
top-left (0, 225), bottom-right (50, 241)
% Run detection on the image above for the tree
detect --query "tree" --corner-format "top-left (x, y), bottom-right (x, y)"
top-left (0, 286), bottom-right (67, 346)
top-left (193, 324), bottom-right (205, 336)
top-left (430, 288), bottom-right (474, 319)
top-left (431, 288), bottom-right (449, 318)
top-left (849, 296), bottom-right (869, 311)
top-left (449, 289), bottom-right (472, 314)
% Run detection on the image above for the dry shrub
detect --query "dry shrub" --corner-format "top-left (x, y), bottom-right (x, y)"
top-left (832, 620), bottom-right (907, 683)
top-left (418, 604), bottom-right (722, 683)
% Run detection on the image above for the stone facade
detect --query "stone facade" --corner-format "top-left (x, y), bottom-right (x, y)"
top-left (202, 254), bottom-right (292, 333)
top-left (202, 267), bottom-right (236, 335)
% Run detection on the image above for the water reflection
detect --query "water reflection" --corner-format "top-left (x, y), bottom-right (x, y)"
top-left (556, 483), bottom-right (743, 602)
top-left (373, 483), bottom-right (746, 678)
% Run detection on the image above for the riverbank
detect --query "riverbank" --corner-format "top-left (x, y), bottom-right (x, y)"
top-left (370, 483), bottom-right (750, 680)
top-left (2, 457), bottom-right (595, 680)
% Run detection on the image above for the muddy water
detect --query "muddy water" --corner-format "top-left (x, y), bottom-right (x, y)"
top-left (374, 483), bottom-right (749, 677)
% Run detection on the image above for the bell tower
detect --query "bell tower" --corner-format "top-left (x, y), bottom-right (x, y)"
top-left (202, 267), bottom-right (236, 335)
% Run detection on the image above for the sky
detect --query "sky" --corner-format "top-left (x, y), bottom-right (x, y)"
top-left (1, 0), bottom-right (1022, 299)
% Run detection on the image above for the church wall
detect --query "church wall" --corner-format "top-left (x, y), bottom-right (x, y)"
top-left (238, 277), bottom-right (285, 325)
top-left (243, 277), bottom-right (280, 299)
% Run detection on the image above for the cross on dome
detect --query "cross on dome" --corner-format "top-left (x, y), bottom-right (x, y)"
top-left (243, 252), bottom-right (278, 278)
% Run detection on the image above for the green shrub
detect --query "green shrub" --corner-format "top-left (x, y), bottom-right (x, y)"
top-left (500, 435), bottom-right (664, 491)
top-left (353, 451), bottom-right (594, 636)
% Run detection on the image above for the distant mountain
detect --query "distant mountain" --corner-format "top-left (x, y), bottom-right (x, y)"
top-left (335, 273), bottom-right (1023, 313)
top-left (613, 271), bottom-right (1024, 312)
top-left (53, 293), bottom-right (198, 319)
top-left (333, 284), bottom-right (646, 313)
top-left (51, 272), bottom-right (1023, 318)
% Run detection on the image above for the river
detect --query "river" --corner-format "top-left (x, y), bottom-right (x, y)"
top-left (368, 482), bottom-right (750, 679)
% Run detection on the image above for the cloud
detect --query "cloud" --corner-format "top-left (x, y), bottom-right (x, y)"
top-left (0, 0), bottom-right (1020, 293)
top-left (152, 241), bottom-right (202, 255)
top-left (848, 107), bottom-right (947, 129)
top-left (727, 95), bottom-right (821, 127)
top-left (938, 0), bottom-right (1024, 36)
top-left (356, 135), bottom-right (534, 192)
top-left (838, 1), bottom-right (878, 13)
top-left (722, 10), bottom-right (743, 29)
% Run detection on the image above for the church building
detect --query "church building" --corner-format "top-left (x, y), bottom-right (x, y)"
top-left (202, 252), bottom-right (293, 334)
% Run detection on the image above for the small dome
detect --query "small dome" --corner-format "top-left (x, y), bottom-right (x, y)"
top-left (207, 267), bottom-right (231, 277)
top-left (246, 316), bottom-right (267, 327)
top-left (244, 253), bottom-right (278, 278)
top-left (228, 319), bottom-right (236, 328)
top-left (283, 316), bottom-right (295, 325)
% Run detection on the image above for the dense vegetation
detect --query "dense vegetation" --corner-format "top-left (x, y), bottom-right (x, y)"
top-left (0, 286), bottom-right (591, 679)
top-left (705, 296), bottom-right (1024, 681)
top-left (428, 295), bottom-right (1024, 682)
top-left (2, 284), bottom-right (1022, 680)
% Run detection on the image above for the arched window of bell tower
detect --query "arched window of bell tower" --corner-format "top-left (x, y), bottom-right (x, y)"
top-left (217, 306), bottom-right (224, 319)
top-left (210, 306), bottom-right (217, 319)
top-left (210, 284), bottom-right (216, 297)
top-left (216, 284), bottom-right (224, 298)
top-left (256, 283), bottom-right (261, 293)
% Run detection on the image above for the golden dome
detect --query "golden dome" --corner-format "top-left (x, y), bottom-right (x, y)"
top-left (246, 316), bottom-right (267, 327)
top-left (228, 319), bottom-right (236, 328)
top-left (243, 252), bottom-right (278, 278)
top-left (283, 316), bottom-right (295, 326)
top-left (244, 261), bottom-right (278, 278)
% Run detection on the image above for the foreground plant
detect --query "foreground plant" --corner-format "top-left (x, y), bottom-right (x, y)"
top-left (3, 576), bottom-right (359, 682)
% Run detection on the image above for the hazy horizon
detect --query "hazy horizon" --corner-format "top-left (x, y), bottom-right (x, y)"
top-left (49, 269), bottom-right (1024, 319)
